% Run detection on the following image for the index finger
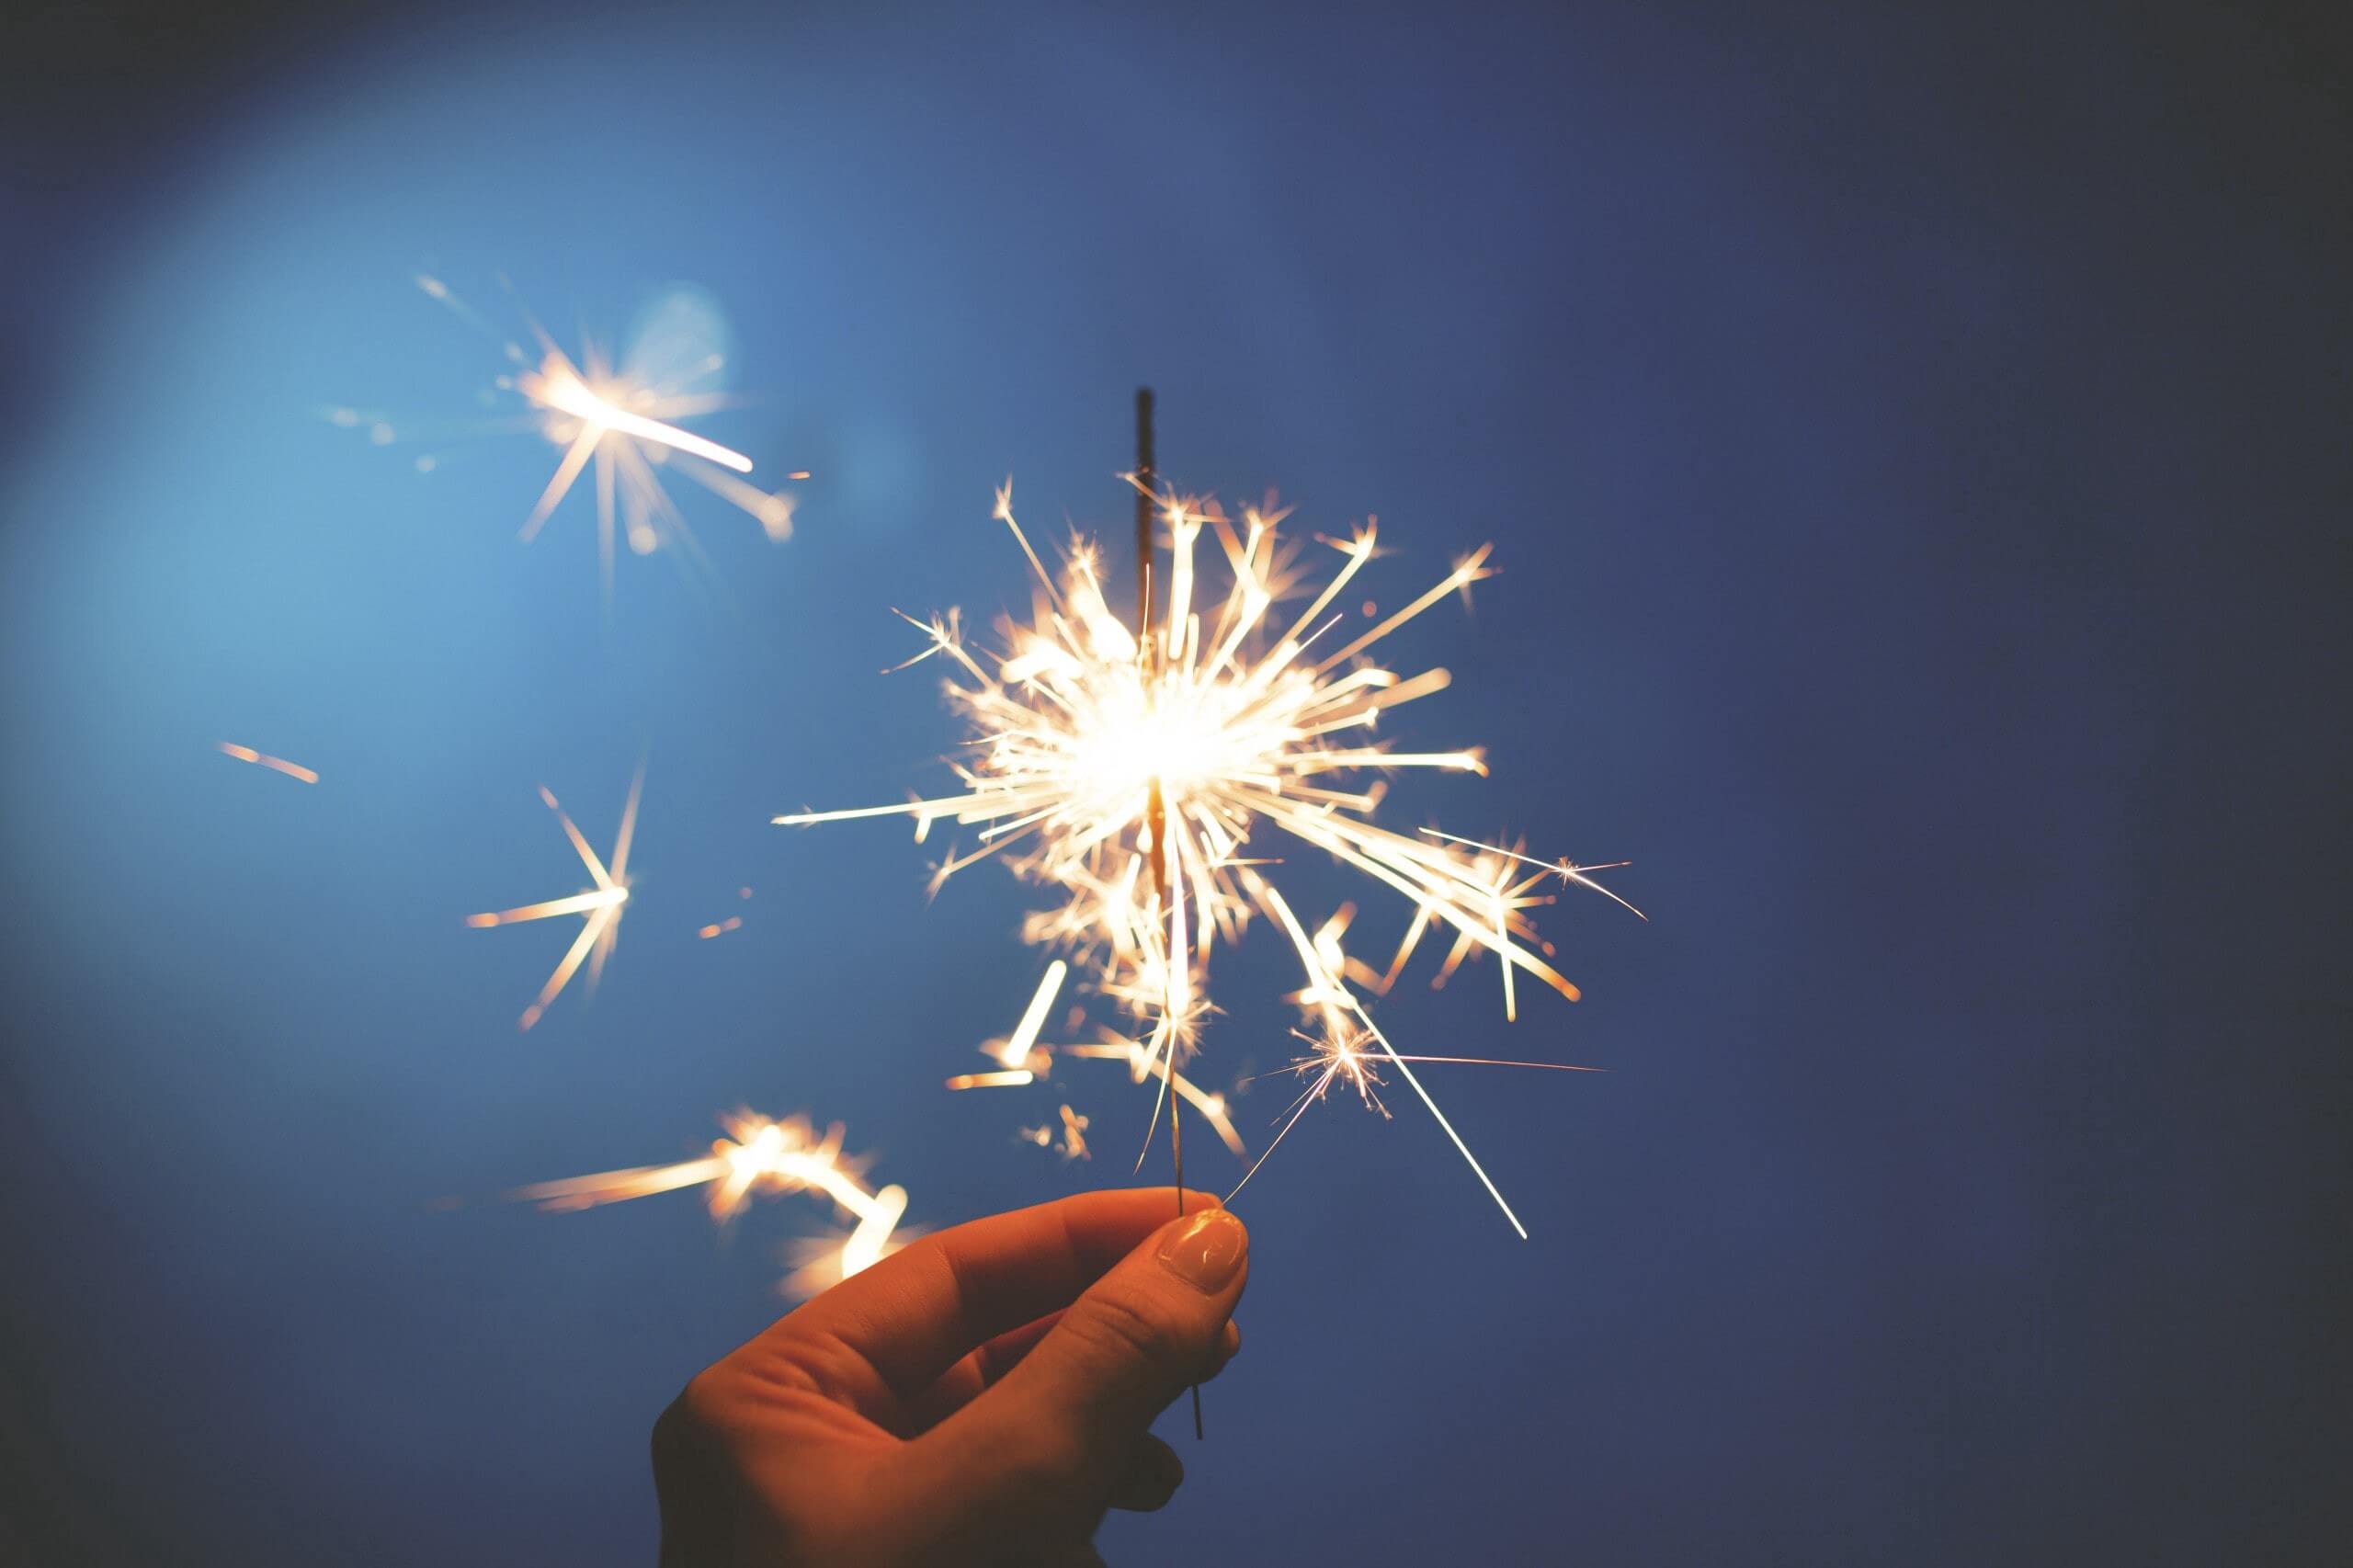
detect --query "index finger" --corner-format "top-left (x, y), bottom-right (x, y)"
top-left (776, 1187), bottom-right (1213, 1404)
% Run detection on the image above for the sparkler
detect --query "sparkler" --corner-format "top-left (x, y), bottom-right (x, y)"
top-left (515, 1110), bottom-right (910, 1296)
top-left (215, 742), bottom-right (318, 784)
top-left (775, 407), bottom-right (1638, 1236)
top-left (333, 276), bottom-right (799, 608)
top-left (465, 766), bottom-right (643, 1030)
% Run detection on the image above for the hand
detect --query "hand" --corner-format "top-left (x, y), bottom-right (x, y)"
top-left (653, 1187), bottom-right (1248, 1566)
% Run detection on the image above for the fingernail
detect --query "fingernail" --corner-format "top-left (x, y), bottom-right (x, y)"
top-left (1156, 1209), bottom-right (1246, 1292)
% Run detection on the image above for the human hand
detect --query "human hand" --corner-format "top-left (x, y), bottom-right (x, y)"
top-left (653, 1187), bottom-right (1248, 1566)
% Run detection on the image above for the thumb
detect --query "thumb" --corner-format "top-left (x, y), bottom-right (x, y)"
top-left (920, 1206), bottom-right (1247, 1507)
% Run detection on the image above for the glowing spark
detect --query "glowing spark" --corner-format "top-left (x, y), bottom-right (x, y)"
top-left (1017, 1106), bottom-right (1096, 1162)
top-left (466, 764), bottom-right (643, 1030)
top-left (778, 480), bottom-right (1635, 1230)
top-left (347, 277), bottom-right (804, 605)
top-left (215, 743), bottom-right (318, 785)
top-left (947, 1069), bottom-right (1037, 1090)
top-left (995, 960), bottom-right (1066, 1071)
top-left (697, 916), bottom-right (744, 939)
top-left (515, 1110), bottom-right (910, 1295)
top-left (1055, 1105), bottom-right (1091, 1161)
top-left (945, 965), bottom-right (1247, 1159)
top-left (1062, 1037), bottom-right (1248, 1159)
top-left (1419, 828), bottom-right (1648, 922)
top-left (517, 358), bottom-right (754, 473)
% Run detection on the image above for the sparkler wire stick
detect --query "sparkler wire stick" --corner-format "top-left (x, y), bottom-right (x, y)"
top-left (1136, 386), bottom-right (1206, 1442)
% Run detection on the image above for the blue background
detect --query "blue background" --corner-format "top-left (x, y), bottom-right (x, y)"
top-left (3, 2), bottom-right (2344, 1562)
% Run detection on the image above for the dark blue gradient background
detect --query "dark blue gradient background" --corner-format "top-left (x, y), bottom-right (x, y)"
top-left (3, 3), bottom-right (2344, 1562)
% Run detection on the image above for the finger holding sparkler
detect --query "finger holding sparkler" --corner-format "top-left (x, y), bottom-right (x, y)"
top-left (650, 1190), bottom-right (1243, 1559)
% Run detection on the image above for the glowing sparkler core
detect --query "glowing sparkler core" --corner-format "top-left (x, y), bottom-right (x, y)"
top-left (516, 1111), bottom-right (909, 1293)
top-left (466, 767), bottom-right (643, 1030)
top-left (779, 480), bottom-right (1637, 1231)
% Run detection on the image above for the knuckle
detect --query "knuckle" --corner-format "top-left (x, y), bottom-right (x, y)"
top-left (665, 1368), bottom-right (727, 1438)
top-left (651, 1368), bottom-right (724, 1468)
top-left (1065, 1284), bottom-right (1193, 1368)
top-left (777, 1326), bottom-right (877, 1408)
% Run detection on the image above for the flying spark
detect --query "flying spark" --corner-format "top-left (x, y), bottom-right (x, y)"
top-left (1017, 1105), bottom-right (1093, 1162)
top-left (778, 479), bottom-right (1636, 1232)
top-left (215, 742), bottom-right (318, 784)
top-left (514, 1110), bottom-right (910, 1296)
top-left (466, 765), bottom-right (642, 1030)
top-left (334, 277), bottom-right (800, 608)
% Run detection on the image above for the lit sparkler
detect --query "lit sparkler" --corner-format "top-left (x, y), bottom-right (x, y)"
top-left (215, 742), bottom-right (318, 784)
top-left (466, 766), bottom-right (643, 1030)
top-left (515, 1109), bottom-right (910, 1296)
top-left (333, 276), bottom-right (799, 607)
top-left (777, 469), bottom-right (1636, 1233)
